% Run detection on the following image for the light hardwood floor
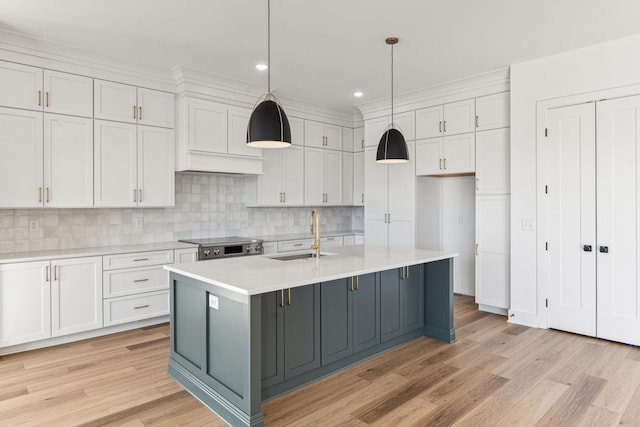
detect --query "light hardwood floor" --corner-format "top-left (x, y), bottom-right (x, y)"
top-left (1, 295), bottom-right (640, 426)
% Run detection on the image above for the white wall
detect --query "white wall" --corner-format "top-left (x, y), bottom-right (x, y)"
top-left (510, 34), bottom-right (640, 327)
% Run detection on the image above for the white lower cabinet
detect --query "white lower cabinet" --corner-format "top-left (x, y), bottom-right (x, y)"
top-left (174, 248), bottom-right (198, 263)
top-left (0, 256), bottom-right (102, 347)
top-left (102, 250), bottom-right (173, 327)
top-left (475, 196), bottom-right (510, 309)
top-left (0, 261), bottom-right (50, 347)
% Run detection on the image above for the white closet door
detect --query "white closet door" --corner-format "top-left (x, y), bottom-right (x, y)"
top-left (596, 95), bottom-right (640, 346)
top-left (546, 103), bottom-right (596, 336)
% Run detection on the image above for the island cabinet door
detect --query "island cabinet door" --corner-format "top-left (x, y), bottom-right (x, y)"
top-left (402, 265), bottom-right (424, 333)
top-left (380, 269), bottom-right (403, 343)
top-left (284, 284), bottom-right (321, 379)
top-left (261, 291), bottom-right (284, 388)
top-left (352, 273), bottom-right (380, 353)
top-left (321, 278), bottom-right (353, 365)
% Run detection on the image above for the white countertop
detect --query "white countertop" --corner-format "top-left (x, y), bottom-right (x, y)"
top-left (0, 241), bottom-right (198, 264)
top-left (165, 245), bottom-right (457, 296)
top-left (256, 230), bottom-right (363, 242)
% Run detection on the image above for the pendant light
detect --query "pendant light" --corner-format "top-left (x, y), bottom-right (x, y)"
top-left (247, 0), bottom-right (291, 148)
top-left (376, 37), bottom-right (409, 163)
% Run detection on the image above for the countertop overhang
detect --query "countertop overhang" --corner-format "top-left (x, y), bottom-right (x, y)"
top-left (165, 245), bottom-right (457, 295)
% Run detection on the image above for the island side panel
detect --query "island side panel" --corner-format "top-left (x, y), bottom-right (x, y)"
top-left (168, 273), bottom-right (264, 427)
top-left (423, 258), bottom-right (456, 343)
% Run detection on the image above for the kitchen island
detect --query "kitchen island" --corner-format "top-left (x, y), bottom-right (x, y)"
top-left (165, 245), bottom-right (456, 427)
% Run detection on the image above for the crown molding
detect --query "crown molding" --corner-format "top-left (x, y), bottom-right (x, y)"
top-left (173, 65), bottom-right (355, 127)
top-left (0, 31), bottom-right (177, 92)
top-left (356, 67), bottom-right (510, 120)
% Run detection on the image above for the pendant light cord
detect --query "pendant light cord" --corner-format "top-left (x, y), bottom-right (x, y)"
top-left (267, 0), bottom-right (271, 95)
top-left (390, 42), bottom-right (394, 123)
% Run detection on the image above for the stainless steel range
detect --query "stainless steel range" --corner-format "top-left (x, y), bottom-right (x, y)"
top-left (179, 236), bottom-right (264, 261)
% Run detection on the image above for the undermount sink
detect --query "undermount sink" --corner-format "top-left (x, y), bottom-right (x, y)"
top-left (269, 252), bottom-right (335, 261)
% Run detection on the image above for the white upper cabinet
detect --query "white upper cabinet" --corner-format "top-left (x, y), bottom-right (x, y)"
top-left (415, 133), bottom-right (475, 176)
top-left (94, 80), bottom-right (174, 128)
top-left (475, 127), bottom-right (510, 194)
top-left (354, 127), bottom-right (364, 152)
top-left (255, 117), bottom-right (304, 206)
top-left (304, 147), bottom-right (342, 206)
top-left (0, 62), bottom-right (43, 111)
top-left (44, 114), bottom-right (94, 207)
top-left (475, 92), bottom-right (510, 131)
top-left (353, 151), bottom-right (364, 206)
top-left (0, 62), bottom-right (92, 117)
top-left (137, 88), bottom-right (175, 128)
top-left (185, 98), bottom-right (227, 154)
top-left (43, 70), bottom-right (93, 117)
top-left (228, 107), bottom-right (261, 158)
top-left (342, 127), bottom-right (354, 152)
top-left (364, 112), bottom-right (415, 148)
top-left (94, 80), bottom-right (137, 124)
top-left (304, 120), bottom-right (343, 150)
top-left (0, 107), bottom-right (43, 208)
top-left (94, 121), bottom-right (174, 207)
top-left (416, 99), bottom-right (475, 139)
top-left (342, 151), bottom-right (354, 205)
top-left (415, 138), bottom-right (442, 176)
top-left (137, 126), bottom-right (175, 207)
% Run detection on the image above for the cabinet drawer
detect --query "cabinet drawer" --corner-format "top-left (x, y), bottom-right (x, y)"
top-left (278, 239), bottom-right (314, 253)
top-left (103, 266), bottom-right (168, 298)
top-left (103, 290), bottom-right (169, 326)
top-left (103, 250), bottom-right (174, 270)
top-left (321, 236), bottom-right (343, 248)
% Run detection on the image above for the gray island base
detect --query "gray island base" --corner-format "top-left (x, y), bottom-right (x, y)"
top-left (165, 245), bottom-right (456, 427)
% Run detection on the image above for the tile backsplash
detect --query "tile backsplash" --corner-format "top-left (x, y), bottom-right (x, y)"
top-left (0, 173), bottom-right (364, 253)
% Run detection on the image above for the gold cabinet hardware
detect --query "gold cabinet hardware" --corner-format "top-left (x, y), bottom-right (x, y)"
top-left (280, 289), bottom-right (285, 307)
top-left (45, 265), bottom-right (49, 282)
top-left (475, 115), bottom-right (479, 128)
top-left (45, 92), bottom-right (49, 107)
top-left (139, 106), bottom-right (142, 120)
top-left (133, 106), bottom-right (137, 119)
top-left (38, 187), bottom-right (42, 203)
top-left (133, 278), bottom-right (149, 283)
top-left (38, 90), bottom-right (42, 106)
top-left (350, 277), bottom-right (355, 291)
top-left (287, 288), bottom-right (292, 305)
top-left (134, 305), bottom-right (149, 310)
top-left (46, 187), bottom-right (50, 203)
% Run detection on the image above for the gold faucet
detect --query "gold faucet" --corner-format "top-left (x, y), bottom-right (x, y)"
top-left (310, 209), bottom-right (320, 258)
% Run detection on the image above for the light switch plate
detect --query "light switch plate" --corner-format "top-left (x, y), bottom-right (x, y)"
top-left (522, 218), bottom-right (536, 231)
top-left (209, 294), bottom-right (219, 310)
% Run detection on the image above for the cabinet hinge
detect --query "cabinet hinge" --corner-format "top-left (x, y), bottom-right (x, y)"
top-left (545, 298), bottom-right (548, 308)
top-left (545, 185), bottom-right (548, 194)
top-left (545, 242), bottom-right (549, 251)
top-left (545, 128), bottom-right (548, 137)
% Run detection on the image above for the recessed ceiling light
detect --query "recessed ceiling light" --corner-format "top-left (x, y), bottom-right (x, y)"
top-left (256, 64), bottom-right (268, 71)
top-left (353, 91), bottom-right (364, 97)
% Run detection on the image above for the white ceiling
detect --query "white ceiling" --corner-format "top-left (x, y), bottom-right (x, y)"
top-left (1, 0), bottom-right (640, 113)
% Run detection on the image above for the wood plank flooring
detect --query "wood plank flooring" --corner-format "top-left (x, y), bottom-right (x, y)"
top-left (1, 295), bottom-right (640, 426)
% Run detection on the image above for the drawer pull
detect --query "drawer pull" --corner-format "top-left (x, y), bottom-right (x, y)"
top-left (133, 258), bottom-right (149, 262)
top-left (133, 278), bottom-right (149, 282)
top-left (134, 305), bottom-right (149, 310)
top-left (293, 243), bottom-right (303, 247)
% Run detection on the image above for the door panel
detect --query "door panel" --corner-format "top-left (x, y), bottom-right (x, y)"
top-left (380, 269), bottom-right (402, 342)
top-left (94, 120), bottom-right (137, 207)
top-left (320, 278), bottom-right (352, 365)
top-left (284, 285), bottom-right (320, 379)
top-left (596, 95), bottom-right (640, 346)
top-left (546, 103), bottom-right (596, 336)
top-left (353, 273), bottom-right (379, 353)
top-left (138, 126), bottom-right (175, 207)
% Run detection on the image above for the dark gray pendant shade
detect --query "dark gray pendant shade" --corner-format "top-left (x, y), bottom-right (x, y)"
top-left (246, 98), bottom-right (291, 148)
top-left (376, 127), bottom-right (409, 163)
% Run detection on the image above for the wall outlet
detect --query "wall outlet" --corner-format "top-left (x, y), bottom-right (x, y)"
top-left (29, 220), bottom-right (39, 232)
top-left (208, 294), bottom-right (219, 310)
top-left (522, 218), bottom-right (536, 231)
top-left (458, 215), bottom-right (464, 224)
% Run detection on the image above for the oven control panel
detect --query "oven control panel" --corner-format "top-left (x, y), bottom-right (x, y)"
top-left (198, 242), bottom-right (264, 260)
